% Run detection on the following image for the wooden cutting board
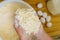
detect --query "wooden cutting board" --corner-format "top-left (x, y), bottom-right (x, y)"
top-left (0, 0), bottom-right (60, 39)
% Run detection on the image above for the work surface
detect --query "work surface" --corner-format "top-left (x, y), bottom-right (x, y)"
top-left (0, 0), bottom-right (60, 39)
top-left (24, 0), bottom-right (60, 36)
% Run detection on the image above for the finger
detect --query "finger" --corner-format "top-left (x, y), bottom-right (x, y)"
top-left (17, 27), bottom-right (25, 36)
top-left (14, 18), bottom-right (25, 36)
top-left (14, 17), bottom-right (19, 28)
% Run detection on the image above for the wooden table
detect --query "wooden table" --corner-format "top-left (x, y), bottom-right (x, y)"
top-left (24, 0), bottom-right (60, 36)
top-left (0, 0), bottom-right (60, 39)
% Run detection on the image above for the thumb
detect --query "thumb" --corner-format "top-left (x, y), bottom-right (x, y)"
top-left (14, 18), bottom-right (25, 36)
top-left (14, 17), bottom-right (30, 40)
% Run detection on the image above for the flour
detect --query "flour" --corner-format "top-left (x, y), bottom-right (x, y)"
top-left (16, 8), bottom-right (41, 34)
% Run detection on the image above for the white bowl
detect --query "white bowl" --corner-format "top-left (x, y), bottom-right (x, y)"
top-left (0, 0), bottom-right (35, 11)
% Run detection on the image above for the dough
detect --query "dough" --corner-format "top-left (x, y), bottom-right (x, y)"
top-left (0, 6), bottom-right (19, 40)
top-left (16, 8), bottom-right (41, 34)
top-left (0, 2), bottom-right (29, 40)
top-left (47, 0), bottom-right (60, 15)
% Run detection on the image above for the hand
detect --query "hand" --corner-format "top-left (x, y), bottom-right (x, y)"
top-left (14, 17), bottom-right (53, 40)
top-left (14, 18), bottom-right (30, 40)
top-left (32, 23), bottom-right (53, 40)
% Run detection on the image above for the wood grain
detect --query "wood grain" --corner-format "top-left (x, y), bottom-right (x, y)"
top-left (0, 0), bottom-right (60, 37)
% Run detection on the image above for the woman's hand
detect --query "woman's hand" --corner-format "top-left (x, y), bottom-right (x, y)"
top-left (14, 17), bottom-right (53, 40)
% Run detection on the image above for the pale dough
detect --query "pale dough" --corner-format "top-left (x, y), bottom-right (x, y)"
top-left (16, 8), bottom-right (41, 34)
top-left (0, 2), bottom-right (29, 40)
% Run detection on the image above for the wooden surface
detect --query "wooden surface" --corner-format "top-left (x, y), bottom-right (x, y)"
top-left (0, 0), bottom-right (60, 39)
top-left (24, 0), bottom-right (60, 37)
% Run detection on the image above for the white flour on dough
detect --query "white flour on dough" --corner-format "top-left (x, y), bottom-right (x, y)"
top-left (16, 8), bottom-right (41, 34)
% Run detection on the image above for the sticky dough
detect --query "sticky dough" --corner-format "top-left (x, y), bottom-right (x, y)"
top-left (16, 8), bottom-right (41, 34)
top-left (0, 2), bottom-right (29, 40)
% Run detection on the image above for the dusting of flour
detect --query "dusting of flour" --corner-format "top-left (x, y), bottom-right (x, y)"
top-left (16, 8), bottom-right (41, 34)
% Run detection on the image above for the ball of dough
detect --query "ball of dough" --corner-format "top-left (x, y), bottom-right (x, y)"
top-left (16, 8), bottom-right (41, 34)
